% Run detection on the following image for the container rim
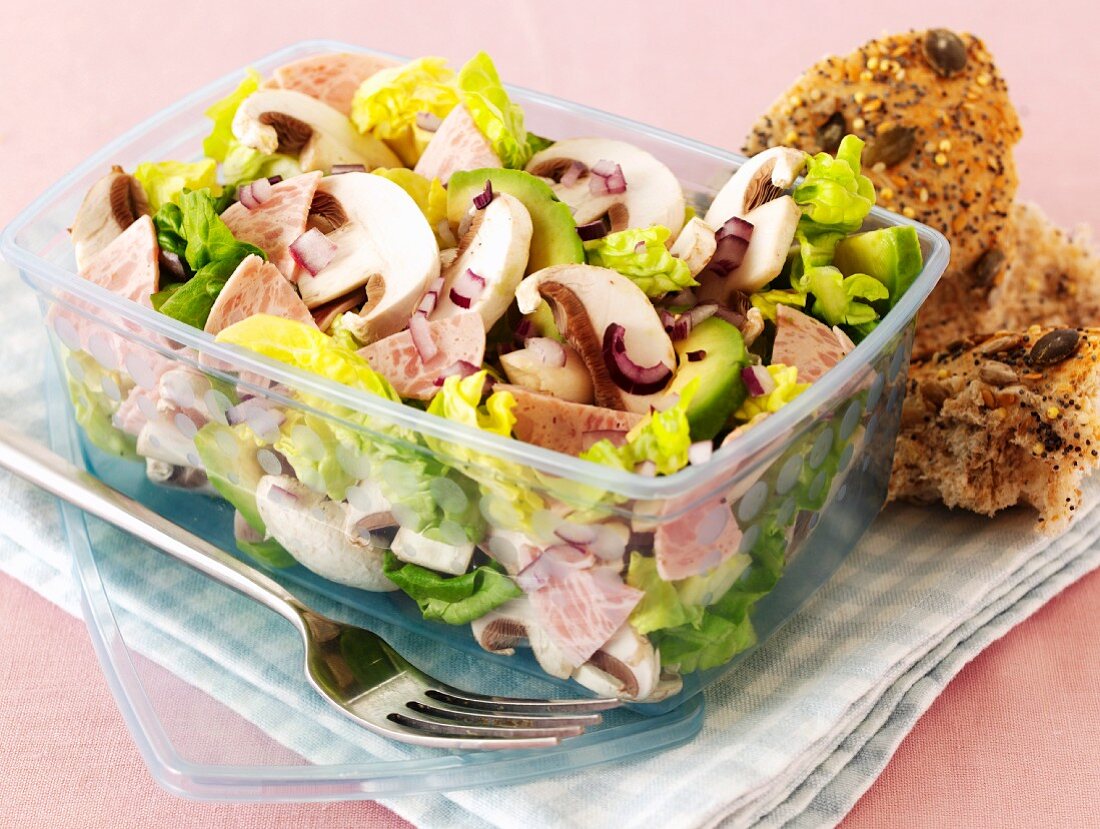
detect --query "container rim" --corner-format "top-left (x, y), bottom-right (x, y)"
top-left (0, 38), bottom-right (950, 502)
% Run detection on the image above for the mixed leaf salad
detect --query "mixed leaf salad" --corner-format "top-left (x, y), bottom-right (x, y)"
top-left (61, 49), bottom-right (923, 700)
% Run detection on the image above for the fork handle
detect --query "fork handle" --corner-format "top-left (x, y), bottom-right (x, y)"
top-left (0, 420), bottom-right (306, 628)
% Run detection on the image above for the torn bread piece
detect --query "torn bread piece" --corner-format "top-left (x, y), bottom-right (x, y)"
top-left (744, 28), bottom-right (1022, 354)
top-left (888, 327), bottom-right (1100, 532)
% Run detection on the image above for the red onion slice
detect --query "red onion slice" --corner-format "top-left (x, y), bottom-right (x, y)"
top-left (237, 182), bottom-right (259, 210)
top-left (408, 313), bottom-right (438, 363)
top-left (433, 360), bottom-right (479, 386)
top-left (576, 216), bottom-right (610, 241)
top-left (702, 217), bottom-right (754, 278)
top-left (589, 159), bottom-right (626, 196)
top-left (688, 441), bottom-right (714, 465)
top-left (289, 228), bottom-right (337, 276)
top-left (250, 176), bottom-right (273, 204)
top-left (687, 303), bottom-right (719, 326)
top-left (742, 364), bottom-right (775, 397)
top-left (714, 304), bottom-right (746, 327)
top-left (560, 159), bottom-right (587, 187)
top-left (266, 175), bottom-right (283, 185)
top-left (602, 323), bottom-right (673, 395)
top-left (331, 163), bottom-right (366, 175)
top-left (525, 337), bottom-right (567, 368)
top-left (581, 429), bottom-right (629, 450)
top-left (416, 290), bottom-right (438, 317)
top-left (449, 268), bottom-right (486, 309)
top-left (415, 111), bottom-right (442, 132)
top-left (472, 181), bottom-right (495, 210)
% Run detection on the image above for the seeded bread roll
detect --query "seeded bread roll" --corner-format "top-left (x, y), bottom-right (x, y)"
top-left (888, 327), bottom-right (1100, 531)
top-left (743, 28), bottom-right (1022, 354)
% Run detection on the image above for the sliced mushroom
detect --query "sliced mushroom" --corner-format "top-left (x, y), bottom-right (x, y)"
top-left (515, 264), bottom-right (676, 413)
top-left (500, 338), bottom-right (594, 404)
top-left (704, 147), bottom-right (806, 227)
top-left (470, 596), bottom-right (575, 679)
top-left (571, 623), bottom-right (661, 701)
top-left (136, 418), bottom-right (198, 468)
top-left (295, 173), bottom-right (440, 342)
top-left (696, 196), bottom-right (802, 303)
top-left (526, 138), bottom-right (685, 236)
top-left (70, 166), bottom-right (149, 271)
top-left (232, 89), bottom-right (400, 173)
top-left (390, 526), bottom-right (474, 576)
top-left (669, 217), bottom-right (718, 277)
top-left (254, 475), bottom-right (397, 592)
top-left (145, 458), bottom-right (213, 493)
top-left (429, 193), bottom-right (533, 330)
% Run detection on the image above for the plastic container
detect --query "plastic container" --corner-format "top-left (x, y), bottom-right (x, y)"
top-left (1, 40), bottom-right (948, 722)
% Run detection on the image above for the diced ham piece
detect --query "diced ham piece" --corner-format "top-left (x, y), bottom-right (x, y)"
top-left (221, 171), bottom-right (322, 282)
top-left (358, 312), bottom-right (485, 400)
top-left (771, 304), bottom-right (854, 384)
top-left (524, 548), bottom-right (643, 668)
top-left (414, 104), bottom-right (501, 185)
top-left (654, 494), bottom-right (744, 580)
top-left (501, 385), bottom-right (643, 456)
top-left (271, 52), bottom-right (398, 115)
top-left (203, 254), bottom-right (316, 335)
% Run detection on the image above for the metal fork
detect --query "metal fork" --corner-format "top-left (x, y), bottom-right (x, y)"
top-left (0, 422), bottom-right (619, 750)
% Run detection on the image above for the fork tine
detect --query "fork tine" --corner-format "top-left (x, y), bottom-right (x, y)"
top-left (406, 699), bottom-right (603, 729)
top-left (424, 687), bottom-right (621, 715)
top-left (387, 710), bottom-right (586, 741)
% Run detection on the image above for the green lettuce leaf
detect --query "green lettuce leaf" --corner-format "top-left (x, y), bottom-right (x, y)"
top-left (203, 70), bottom-right (261, 161)
top-left (371, 168), bottom-right (450, 246)
top-left (649, 585), bottom-right (757, 673)
top-left (221, 145), bottom-right (302, 190)
top-left (749, 288), bottom-right (807, 322)
top-left (456, 52), bottom-right (530, 169)
top-left (625, 553), bottom-right (704, 635)
top-left (734, 364), bottom-right (809, 421)
top-left (581, 380), bottom-right (697, 476)
top-left (382, 551), bottom-right (520, 624)
top-left (63, 350), bottom-right (138, 460)
top-left (792, 135), bottom-right (875, 234)
top-left (805, 267), bottom-right (889, 327)
top-left (584, 226), bottom-right (698, 297)
top-left (134, 160), bottom-right (218, 212)
top-left (351, 57), bottom-right (458, 139)
top-left (237, 538), bottom-right (297, 569)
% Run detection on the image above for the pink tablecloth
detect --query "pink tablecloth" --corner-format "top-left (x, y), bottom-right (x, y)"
top-left (1, 1), bottom-right (1098, 825)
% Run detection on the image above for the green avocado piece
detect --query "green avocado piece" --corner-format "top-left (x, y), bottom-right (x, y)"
top-left (447, 168), bottom-right (584, 274)
top-left (193, 422), bottom-right (268, 534)
top-left (669, 317), bottom-right (749, 442)
top-left (833, 225), bottom-right (923, 306)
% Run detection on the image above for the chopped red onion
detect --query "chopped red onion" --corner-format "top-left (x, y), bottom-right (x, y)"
top-left (415, 111), bottom-right (442, 132)
top-left (576, 216), bottom-right (610, 241)
top-left (589, 159), bottom-right (626, 196)
top-left (331, 163), bottom-right (366, 175)
top-left (472, 181), bottom-right (495, 210)
top-left (250, 177), bottom-right (273, 204)
top-left (237, 182), bottom-right (259, 210)
top-left (742, 364), bottom-right (775, 397)
top-left (514, 318), bottom-right (534, 343)
top-left (581, 429), bottom-right (629, 450)
top-left (634, 240), bottom-right (647, 254)
top-left (702, 217), bottom-right (754, 278)
top-left (687, 349), bottom-right (706, 362)
top-left (266, 175), bottom-right (283, 185)
top-left (560, 159), bottom-right (587, 187)
top-left (688, 441), bottom-right (714, 466)
top-left (408, 313), bottom-right (438, 363)
top-left (635, 460), bottom-right (657, 477)
top-left (525, 337), bottom-right (567, 368)
top-left (159, 251), bottom-right (186, 281)
top-left (602, 323), bottom-right (673, 395)
top-left (289, 228), bottom-right (337, 276)
top-left (659, 309), bottom-right (677, 334)
top-left (433, 360), bottom-right (479, 385)
top-left (449, 268), bottom-right (486, 309)
top-left (714, 304), bottom-right (746, 327)
top-left (416, 289), bottom-right (438, 316)
top-left (590, 523), bottom-right (629, 561)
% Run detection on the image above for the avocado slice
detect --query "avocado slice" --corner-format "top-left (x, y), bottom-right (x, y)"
top-left (833, 226), bottom-right (923, 306)
top-left (668, 316), bottom-right (749, 441)
top-left (447, 168), bottom-right (584, 273)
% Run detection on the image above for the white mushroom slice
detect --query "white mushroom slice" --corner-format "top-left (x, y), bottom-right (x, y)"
top-left (254, 476), bottom-right (396, 592)
top-left (136, 418), bottom-right (197, 468)
top-left (295, 173), bottom-right (440, 342)
top-left (500, 339), bottom-right (594, 404)
top-left (526, 138), bottom-right (685, 236)
top-left (704, 147), bottom-right (807, 227)
top-left (669, 217), bottom-right (718, 277)
top-left (515, 264), bottom-right (676, 413)
top-left (430, 193), bottom-right (533, 330)
top-left (145, 458), bottom-right (212, 493)
top-left (390, 527), bottom-right (474, 576)
top-left (70, 166), bottom-right (149, 271)
top-left (571, 623), bottom-right (661, 701)
top-left (232, 89), bottom-right (400, 173)
top-left (696, 196), bottom-right (802, 303)
top-left (470, 597), bottom-right (575, 679)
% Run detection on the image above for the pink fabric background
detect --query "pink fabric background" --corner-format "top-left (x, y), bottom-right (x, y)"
top-left (1, 1), bottom-right (1098, 825)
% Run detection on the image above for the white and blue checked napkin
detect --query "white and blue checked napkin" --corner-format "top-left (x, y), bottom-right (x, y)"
top-left (2, 258), bottom-right (1099, 828)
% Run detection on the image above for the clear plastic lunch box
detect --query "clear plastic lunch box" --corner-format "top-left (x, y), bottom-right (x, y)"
top-left (1, 40), bottom-right (947, 798)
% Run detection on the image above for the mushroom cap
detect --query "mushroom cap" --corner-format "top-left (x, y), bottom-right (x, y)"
top-left (254, 475), bottom-right (397, 592)
top-left (70, 166), bottom-right (149, 272)
top-left (571, 623), bottom-right (661, 701)
top-left (470, 596), bottom-right (575, 679)
top-left (526, 138), bottom-right (685, 237)
top-left (515, 264), bottom-right (676, 413)
top-left (232, 89), bottom-right (400, 172)
top-left (430, 192), bottom-right (533, 330)
top-left (296, 172), bottom-right (440, 342)
top-left (703, 146), bottom-right (807, 227)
